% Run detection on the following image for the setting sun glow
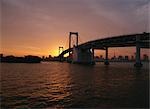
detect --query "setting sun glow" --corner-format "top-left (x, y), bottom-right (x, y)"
top-left (1, 0), bottom-right (149, 57)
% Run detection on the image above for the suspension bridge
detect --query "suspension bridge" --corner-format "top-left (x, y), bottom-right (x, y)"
top-left (58, 32), bottom-right (150, 67)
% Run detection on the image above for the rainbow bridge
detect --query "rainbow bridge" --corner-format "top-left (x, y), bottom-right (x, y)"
top-left (59, 32), bottom-right (150, 67)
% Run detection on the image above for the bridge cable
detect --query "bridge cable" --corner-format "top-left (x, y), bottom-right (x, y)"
top-left (78, 36), bottom-right (83, 44)
top-left (64, 37), bottom-right (68, 49)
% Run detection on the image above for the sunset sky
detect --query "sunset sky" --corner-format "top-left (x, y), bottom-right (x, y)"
top-left (1, 0), bottom-right (149, 57)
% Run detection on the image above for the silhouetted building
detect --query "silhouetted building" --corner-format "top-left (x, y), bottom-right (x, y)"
top-left (131, 55), bottom-right (134, 61)
top-left (99, 55), bottom-right (104, 60)
top-left (0, 54), bottom-right (3, 61)
top-left (0, 54), bottom-right (3, 58)
top-left (42, 56), bottom-right (45, 60)
top-left (143, 54), bottom-right (149, 61)
top-left (124, 56), bottom-right (129, 61)
top-left (111, 56), bottom-right (117, 60)
top-left (100, 55), bottom-right (103, 59)
top-left (49, 55), bottom-right (52, 59)
top-left (53, 56), bottom-right (60, 61)
top-left (94, 56), bottom-right (100, 61)
top-left (24, 55), bottom-right (41, 63)
top-left (118, 55), bottom-right (123, 60)
top-left (111, 51), bottom-right (116, 60)
top-left (95, 56), bottom-right (99, 59)
top-left (1, 55), bottom-right (41, 63)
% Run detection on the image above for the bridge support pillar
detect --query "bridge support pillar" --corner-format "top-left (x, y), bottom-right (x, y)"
top-left (104, 47), bottom-right (109, 65)
top-left (134, 36), bottom-right (142, 67)
top-left (58, 47), bottom-right (64, 62)
top-left (72, 47), bottom-right (95, 65)
top-left (59, 55), bottom-right (64, 62)
top-left (92, 48), bottom-right (95, 60)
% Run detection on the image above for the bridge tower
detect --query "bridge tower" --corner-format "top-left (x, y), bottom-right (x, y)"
top-left (59, 47), bottom-right (64, 55)
top-left (69, 32), bottom-right (95, 64)
top-left (58, 46), bottom-right (64, 61)
top-left (69, 32), bottom-right (79, 56)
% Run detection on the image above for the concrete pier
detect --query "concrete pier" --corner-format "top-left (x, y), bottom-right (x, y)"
top-left (72, 47), bottom-right (95, 65)
top-left (104, 47), bottom-right (109, 65)
top-left (134, 36), bottom-right (142, 67)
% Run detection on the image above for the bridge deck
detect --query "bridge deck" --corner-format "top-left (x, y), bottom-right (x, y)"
top-left (59, 32), bottom-right (150, 57)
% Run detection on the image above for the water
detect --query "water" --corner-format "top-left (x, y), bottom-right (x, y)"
top-left (0, 62), bottom-right (149, 108)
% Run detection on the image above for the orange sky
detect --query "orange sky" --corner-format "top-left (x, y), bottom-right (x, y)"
top-left (1, 0), bottom-right (149, 57)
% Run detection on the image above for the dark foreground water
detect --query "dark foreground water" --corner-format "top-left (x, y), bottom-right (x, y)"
top-left (0, 62), bottom-right (149, 108)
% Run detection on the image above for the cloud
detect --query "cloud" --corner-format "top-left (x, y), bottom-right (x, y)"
top-left (1, 0), bottom-right (149, 56)
top-left (85, 0), bottom-right (149, 33)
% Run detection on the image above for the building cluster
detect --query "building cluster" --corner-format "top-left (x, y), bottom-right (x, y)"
top-left (94, 54), bottom-right (149, 62)
top-left (42, 55), bottom-right (61, 61)
top-left (0, 54), bottom-right (41, 63)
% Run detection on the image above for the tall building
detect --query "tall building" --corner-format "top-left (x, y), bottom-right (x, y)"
top-left (49, 55), bottom-right (52, 59)
top-left (131, 55), bottom-right (134, 61)
top-left (143, 54), bottom-right (149, 61)
top-left (42, 56), bottom-right (45, 60)
top-left (0, 54), bottom-right (3, 58)
top-left (124, 56), bottom-right (129, 61)
top-left (100, 55), bottom-right (103, 59)
top-left (118, 55), bottom-right (123, 60)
